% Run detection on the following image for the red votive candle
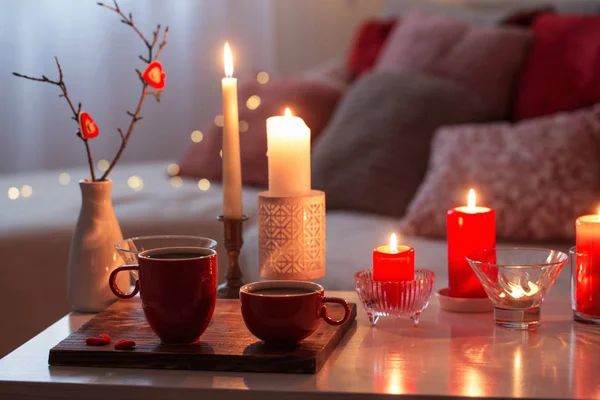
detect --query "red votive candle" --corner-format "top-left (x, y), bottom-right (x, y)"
top-left (373, 233), bottom-right (415, 281)
top-left (447, 189), bottom-right (495, 298)
top-left (575, 214), bottom-right (600, 317)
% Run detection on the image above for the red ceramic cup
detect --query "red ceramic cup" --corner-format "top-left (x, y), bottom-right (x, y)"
top-left (240, 280), bottom-right (351, 343)
top-left (109, 246), bottom-right (217, 344)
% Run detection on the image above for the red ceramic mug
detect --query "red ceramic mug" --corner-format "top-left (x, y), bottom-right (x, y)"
top-left (109, 246), bottom-right (217, 344)
top-left (240, 280), bottom-right (351, 343)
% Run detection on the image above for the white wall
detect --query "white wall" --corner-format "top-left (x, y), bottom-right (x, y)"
top-left (273, 0), bottom-right (384, 74)
top-left (0, 0), bottom-right (383, 174)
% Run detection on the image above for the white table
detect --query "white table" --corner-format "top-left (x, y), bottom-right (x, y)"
top-left (0, 291), bottom-right (599, 400)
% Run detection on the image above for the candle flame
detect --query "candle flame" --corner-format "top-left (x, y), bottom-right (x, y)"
top-left (467, 188), bottom-right (476, 210)
top-left (284, 107), bottom-right (292, 117)
top-left (389, 233), bottom-right (398, 253)
top-left (504, 281), bottom-right (540, 299)
top-left (224, 42), bottom-right (233, 78)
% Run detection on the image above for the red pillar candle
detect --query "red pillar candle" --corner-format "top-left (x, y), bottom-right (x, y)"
top-left (447, 189), bottom-right (496, 298)
top-left (575, 214), bottom-right (600, 317)
top-left (373, 233), bottom-right (415, 281)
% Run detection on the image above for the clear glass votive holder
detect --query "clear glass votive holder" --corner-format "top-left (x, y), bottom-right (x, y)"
top-left (467, 248), bottom-right (568, 329)
top-left (355, 269), bottom-right (435, 326)
top-left (570, 246), bottom-right (600, 324)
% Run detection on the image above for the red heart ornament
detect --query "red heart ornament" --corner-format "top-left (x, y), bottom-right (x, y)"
top-left (78, 112), bottom-right (99, 139)
top-left (142, 60), bottom-right (166, 90)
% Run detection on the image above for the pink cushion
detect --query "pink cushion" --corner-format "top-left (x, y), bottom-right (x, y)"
top-left (375, 11), bottom-right (532, 119)
top-left (177, 77), bottom-right (343, 187)
top-left (400, 105), bottom-right (600, 240)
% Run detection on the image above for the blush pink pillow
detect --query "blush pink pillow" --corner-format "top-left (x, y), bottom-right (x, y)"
top-left (400, 105), bottom-right (600, 240)
top-left (177, 77), bottom-right (343, 187)
top-left (375, 11), bottom-right (532, 119)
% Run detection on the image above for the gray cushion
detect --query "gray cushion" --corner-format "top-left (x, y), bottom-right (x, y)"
top-left (311, 71), bottom-right (492, 217)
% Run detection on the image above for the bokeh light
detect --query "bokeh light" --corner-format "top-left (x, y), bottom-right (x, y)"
top-left (167, 163), bottom-right (180, 176)
top-left (7, 187), bottom-right (19, 200)
top-left (170, 176), bottom-right (183, 188)
top-left (59, 173), bottom-right (71, 185)
top-left (21, 185), bottom-right (33, 198)
top-left (257, 71), bottom-right (269, 84)
top-left (246, 95), bottom-right (261, 110)
top-left (198, 178), bottom-right (210, 191)
top-left (191, 130), bottom-right (204, 143)
top-left (127, 175), bottom-right (144, 191)
top-left (97, 159), bottom-right (110, 172)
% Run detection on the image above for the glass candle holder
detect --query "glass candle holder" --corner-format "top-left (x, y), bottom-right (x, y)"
top-left (116, 235), bottom-right (218, 279)
top-left (570, 246), bottom-right (600, 324)
top-left (355, 269), bottom-right (435, 326)
top-left (467, 248), bottom-right (568, 329)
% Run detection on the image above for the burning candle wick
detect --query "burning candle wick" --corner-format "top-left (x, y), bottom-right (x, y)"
top-left (389, 233), bottom-right (398, 254)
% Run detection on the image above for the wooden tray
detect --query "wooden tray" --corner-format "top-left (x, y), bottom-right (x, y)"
top-left (49, 297), bottom-right (357, 374)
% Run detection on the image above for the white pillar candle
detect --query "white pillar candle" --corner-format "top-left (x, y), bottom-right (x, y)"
top-left (266, 108), bottom-right (311, 197)
top-left (221, 42), bottom-right (242, 219)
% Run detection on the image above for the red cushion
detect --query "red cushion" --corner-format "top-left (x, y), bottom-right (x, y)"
top-left (514, 13), bottom-right (600, 121)
top-left (177, 77), bottom-right (343, 187)
top-left (346, 19), bottom-right (397, 79)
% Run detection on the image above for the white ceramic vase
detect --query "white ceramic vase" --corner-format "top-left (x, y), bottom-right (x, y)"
top-left (67, 179), bottom-right (128, 312)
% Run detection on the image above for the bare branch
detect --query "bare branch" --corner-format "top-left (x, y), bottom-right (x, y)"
top-left (97, 1), bottom-right (167, 180)
top-left (99, 0), bottom-right (151, 51)
top-left (13, 57), bottom-right (96, 181)
top-left (54, 57), bottom-right (63, 81)
top-left (12, 72), bottom-right (59, 85)
top-left (154, 26), bottom-right (169, 60)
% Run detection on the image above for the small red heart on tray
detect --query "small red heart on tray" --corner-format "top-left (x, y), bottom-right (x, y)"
top-left (86, 336), bottom-right (109, 346)
top-left (115, 339), bottom-right (136, 350)
top-left (142, 60), bottom-right (166, 90)
top-left (98, 333), bottom-right (111, 343)
top-left (78, 112), bottom-right (99, 139)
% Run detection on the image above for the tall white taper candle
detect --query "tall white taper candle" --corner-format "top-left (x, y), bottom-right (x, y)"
top-left (221, 42), bottom-right (242, 218)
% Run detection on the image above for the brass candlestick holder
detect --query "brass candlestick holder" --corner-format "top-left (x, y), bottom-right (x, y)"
top-left (217, 214), bottom-right (248, 299)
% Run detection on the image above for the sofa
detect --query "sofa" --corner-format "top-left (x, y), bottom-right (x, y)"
top-left (2, 0), bottom-right (596, 358)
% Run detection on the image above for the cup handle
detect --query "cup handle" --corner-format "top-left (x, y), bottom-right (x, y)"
top-left (320, 297), bottom-right (352, 326)
top-left (109, 265), bottom-right (140, 299)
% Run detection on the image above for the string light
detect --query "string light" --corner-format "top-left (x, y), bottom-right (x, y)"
top-left (170, 176), bottom-right (182, 188)
top-left (21, 185), bottom-right (33, 198)
top-left (246, 95), bottom-right (261, 110)
top-left (58, 173), bottom-right (71, 185)
top-left (198, 178), bottom-right (210, 191)
top-left (167, 163), bottom-right (180, 176)
top-left (191, 130), bottom-right (203, 143)
top-left (127, 175), bottom-right (144, 191)
top-left (7, 187), bottom-right (19, 200)
top-left (257, 71), bottom-right (269, 84)
top-left (239, 120), bottom-right (249, 132)
top-left (214, 115), bottom-right (224, 127)
top-left (97, 159), bottom-right (110, 171)
top-left (219, 149), bottom-right (223, 158)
